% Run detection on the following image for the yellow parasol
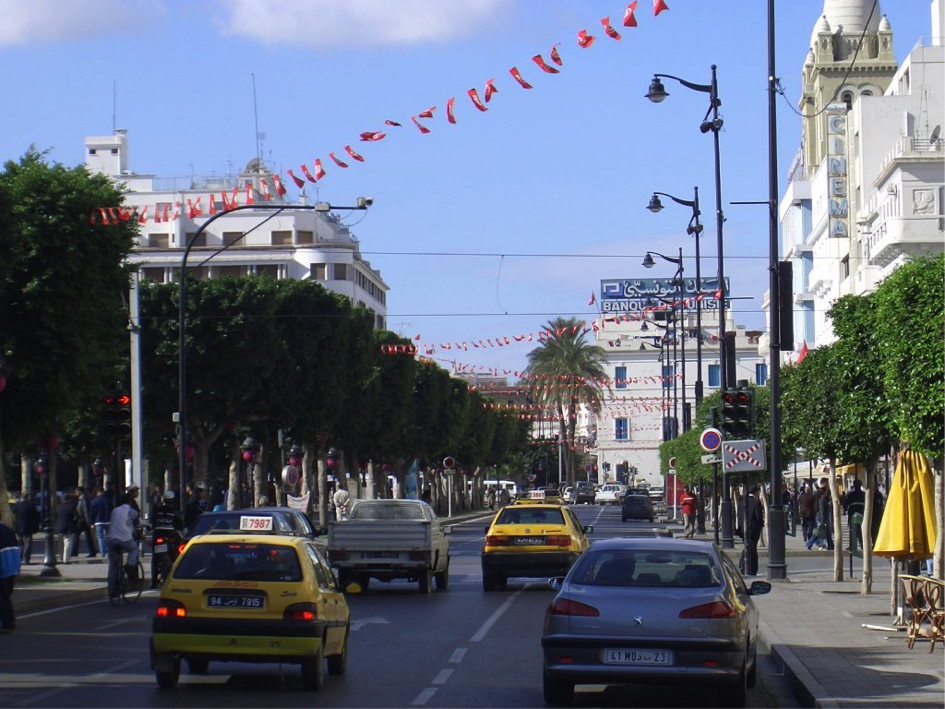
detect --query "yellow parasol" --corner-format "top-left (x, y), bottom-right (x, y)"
top-left (874, 450), bottom-right (937, 559)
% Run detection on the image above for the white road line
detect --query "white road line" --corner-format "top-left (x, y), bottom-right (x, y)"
top-left (431, 669), bottom-right (454, 685)
top-left (13, 659), bottom-right (139, 707)
top-left (410, 687), bottom-right (438, 706)
top-left (470, 587), bottom-right (526, 642)
top-left (448, 647), bottom-right (467, 663)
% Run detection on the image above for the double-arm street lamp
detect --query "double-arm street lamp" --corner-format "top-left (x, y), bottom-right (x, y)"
top-left (177, 198), bottom-right (372, 512)
top-left (643, 249), bottom-right (686, 434)
top-left (647, 65), bottom-right (734, 547)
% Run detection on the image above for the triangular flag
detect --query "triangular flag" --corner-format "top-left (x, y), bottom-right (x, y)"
top-left (286, 169), bottom-right (305, 188)
top-left (532, 54), bottom-right (560, 74)
top-left (601, 16), bottom-right (621, 40)
top-left (577, 29), bottom-right (596, 48)
top-left (588, 292), bottom-right (597, 306)
top-left (509, 66), bottom-right (533, 89)
top-left (623, 1), bottom-right (639, 27)
top-left (653, 0), bottom-right (669, 15)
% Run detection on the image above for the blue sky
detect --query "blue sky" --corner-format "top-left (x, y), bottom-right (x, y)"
top-left (1, 0), bottom-right (932, 377)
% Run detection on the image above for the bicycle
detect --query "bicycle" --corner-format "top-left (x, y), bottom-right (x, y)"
top-left (108, 544), bottom-right (145, 605)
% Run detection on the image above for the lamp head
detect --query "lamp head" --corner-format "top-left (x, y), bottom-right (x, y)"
top-left (639, 343), bottom-right (646, 351)
top-left (640, 320), bottom-right (649, 331)
top-left (647, 194), bottom-right (664, 213)
top-left (645, 77), bottom-right (668, 103)
top-left (357, 196), bottom-right (374, 208)
top-left (642, 253), bottom-right (656, 269)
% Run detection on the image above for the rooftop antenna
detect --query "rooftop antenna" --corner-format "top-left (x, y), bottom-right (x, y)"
top-left (252, 73), bottom-right (262, 172)
top-left (112, 80), bottom-right (117, 133)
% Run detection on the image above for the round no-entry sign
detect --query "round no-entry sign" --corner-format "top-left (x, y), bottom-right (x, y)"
top-left (700, 427), bottom-right (722, 452)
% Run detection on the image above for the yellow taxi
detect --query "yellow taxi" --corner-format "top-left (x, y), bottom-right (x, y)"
top-left (516, 487), bottom-right (564, 505)
top-left (481, 503), bottom-right (593, 591)
top-left (150, 522), bottom-right (349, 691)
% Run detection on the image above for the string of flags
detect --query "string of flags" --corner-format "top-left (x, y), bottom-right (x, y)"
top-left (91, 2), bottom-right (670, 224)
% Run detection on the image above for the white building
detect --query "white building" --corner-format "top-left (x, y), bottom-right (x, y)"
top-left (775, 0), bottom-right (944, 356)
top-left (84, 130), bottom-right (389, 329)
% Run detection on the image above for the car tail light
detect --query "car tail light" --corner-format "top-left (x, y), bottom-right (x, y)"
top-left (155, 536), bottom-right (165, 545)
top-left (679, 601), bottom-right (736, 619)
top-left (177, 542), bottom-right (187, 555)
top-left (547, 597), bottom-right (600, 617)
top-left (485, 535), bottom-right (510, 547)
top-left (544, 535), bottom-right (571, 547)
top-left (156, 600), bottom-right (187, 618)
top-left (284, 603), bottom-right (318, 621)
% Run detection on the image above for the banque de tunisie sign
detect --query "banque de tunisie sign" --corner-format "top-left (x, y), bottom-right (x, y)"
top-left (599, 277), bottom-right (730, 313)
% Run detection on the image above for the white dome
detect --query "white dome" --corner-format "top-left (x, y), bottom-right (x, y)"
top-left (810, 14), bottom-right (832, 50)
top-left (878, 14), bottom-right (891, 32)
top-left (822, 0), bottom-right (881, 36)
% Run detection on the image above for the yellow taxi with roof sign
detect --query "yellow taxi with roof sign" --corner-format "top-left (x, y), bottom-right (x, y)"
top-left (515, 486), bottom-right (564, 505)
top-left (481, 503), bottom-right (593, 591)
top-left (150, 515), bottom-right (349, 691)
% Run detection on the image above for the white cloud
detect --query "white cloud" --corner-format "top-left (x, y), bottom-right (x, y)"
top-left (214, 0), bottom-right (509, 49)
top-left (0, 0), bottom-right (160, 47)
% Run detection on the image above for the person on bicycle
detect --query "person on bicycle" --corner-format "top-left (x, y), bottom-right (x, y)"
top-left (150, 490), bottom-right (184, 588)
top-left (105, 491), bottom-right (142, 596)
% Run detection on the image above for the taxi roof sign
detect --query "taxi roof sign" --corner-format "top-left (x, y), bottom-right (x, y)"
top-left (239, 515), bottom-right (274, 532)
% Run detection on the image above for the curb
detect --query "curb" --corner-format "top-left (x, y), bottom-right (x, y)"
top-left (758, 617), bottom-right (839, 709)
top-left (14, 585), bottom-right (107, 615)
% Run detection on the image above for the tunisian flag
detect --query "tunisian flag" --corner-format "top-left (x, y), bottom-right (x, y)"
top-left (796, 340), bottom-right (809, 363)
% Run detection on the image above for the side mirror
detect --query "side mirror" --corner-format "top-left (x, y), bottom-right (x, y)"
top-left (749, 580), bottom-right (772, 596)
top-left (583, 525), bottom-right (594, 534)
top-left (548, 577), bottom-right (564, 591)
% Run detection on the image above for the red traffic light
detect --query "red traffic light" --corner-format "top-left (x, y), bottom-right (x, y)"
top-left (117, 394), bottom-right (131, 406)
top-left (103, 394), bottom-right (116, 406)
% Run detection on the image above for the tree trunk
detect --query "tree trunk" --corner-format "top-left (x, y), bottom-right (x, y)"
top-left (316, 454), bottom-right (328, 529)
top-left (253, 444), bottom-right (265, 505)
top-left (828, 457), bottom-right (844, 582)
top-left (226, 438), bottom-right (240, 510)
top-left (890, 559), bottom-right (899, 617)
top-left (861, 463), bottom-right (874, 594)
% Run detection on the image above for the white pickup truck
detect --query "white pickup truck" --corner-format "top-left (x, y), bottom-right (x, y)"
top-left (326, 499), bottom-right (451, 594)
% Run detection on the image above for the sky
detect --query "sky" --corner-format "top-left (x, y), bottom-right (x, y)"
top-left (1, 0), bottom-right (934, 378)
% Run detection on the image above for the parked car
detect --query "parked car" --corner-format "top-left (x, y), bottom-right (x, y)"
top-left (596, 483), bottom-right (627, 506)
top-left (541, 538), bottom-right (771, 707)
top-left (621, 493), bottom-right (655, 523)
top-left (572, 481), bottom-right (596, 505)
top-left (481, 503), bottom-right (593, 591)
top-left (150, 532), bottom-right (349, 690)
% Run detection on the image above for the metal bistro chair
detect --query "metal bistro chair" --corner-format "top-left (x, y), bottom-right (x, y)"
top-left (900, 574), bottom-right (945, 652)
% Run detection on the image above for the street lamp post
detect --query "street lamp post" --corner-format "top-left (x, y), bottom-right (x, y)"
top-left (647, 66), bottom-right (733, 545)
top-left (643, 249), bottom-right (686, 437)
top-left (177, 199), bottom-right (371, 513)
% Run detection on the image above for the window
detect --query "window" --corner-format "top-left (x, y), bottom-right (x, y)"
top-left (615, 366), bottom-right (627, 390)
top-left (185, 232), bottom-right (206, 247)
top-left (295, 230), bottom-right (312, 245)
top-left (217, 265), bottom-right (245, 278)
top-left (311, 263), bottom-right (327, 281)
top-left (222, 231), bottom-right (244, 246)
top-left (110, 148), bottom-right (119, 155)
top-left (141, 267), bottom-right (165, 283)
top-left (841, 255), bottom-right (850, 279)
top-left (88, 148), bottom-right (97, 155)
top-left (271, 230), bottom-right (293, 246)
top-left (755, 363), bottom-right (768, 386)
top-left (256, 264), bottom-right (278, 279)
top-left (842, 91), bottom-right (853, 110)
top-left (615, 418), bottom-right (630, 441)
top-left (333, 263), bottom-right (348, 281)
top-left (662, 365), bottom-right (674, 390)
top-left (147, 233), bottom-right (170, 248)
top-left (708, 364), bottom-right (721, 387)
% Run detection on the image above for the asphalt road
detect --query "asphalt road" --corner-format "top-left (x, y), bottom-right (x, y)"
top-left (1, 504), bottom-right (801, 708)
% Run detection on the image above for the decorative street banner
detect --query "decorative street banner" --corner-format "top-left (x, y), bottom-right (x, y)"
top-left (599, 276), bottom-right (730, 313)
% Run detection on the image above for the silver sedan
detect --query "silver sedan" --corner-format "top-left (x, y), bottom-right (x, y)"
top-left (541, 538), bottom-right (771, 707)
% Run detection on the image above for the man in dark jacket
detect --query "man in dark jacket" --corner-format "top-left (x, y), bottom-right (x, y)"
top-left (797, 484), bottom-right (816, 542)
top-left (744, 485), bottom-right (765, 576)
top-left (0, 517), bottom-right (21, 632)
top-left (89, 487), bottom-right (113, 557)
top-left (55, 493), bottom-right (78, 563)
top-left (13, 497), bottom-right (41, 564)
top-left (844, 479), bottom-right (866, 549)
top-left (185, 482), bottom-right (210, 529)
top-left (73, 487), bottom-right (96, 557)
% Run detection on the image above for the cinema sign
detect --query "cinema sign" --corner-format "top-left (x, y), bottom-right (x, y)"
top-left (827, 105), bottom-right (850, 239)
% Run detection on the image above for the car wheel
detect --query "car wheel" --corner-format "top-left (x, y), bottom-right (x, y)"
top-left (719, 661), bottom-right (747, 708)
top-left (155, 658), bottom-right (180, 689)
top-left (418, 569), bottom-right (433, 594)
top-left (435, 565), bottom-right (450, 590)
top-left (327, 629), bottom-right (348, 676)
top-left (542, 668), bottom-right (574, 705)
top-left (482, 571), bottom-right (498, 592)
top-left (187, 658), bottom-right (209, 674)
top-left (300, 641), bottom-right (325, 690)
top-left (746, 642), bottom-right (757, 688)
top-left (357, 575), bottom-right (370, 591)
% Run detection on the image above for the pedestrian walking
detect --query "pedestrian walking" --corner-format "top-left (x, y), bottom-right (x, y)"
top-left (332, 484), bottom-right (351, 521)
top-left (55, 492), bottom-right (78, 564)
top-left (485, 486), bottom-right (496, 511)
top-left (497, 486), bottom-right (510, 508)
top-left (680, 487), bottom-right (698, 539)
top-left (844, 478), bottom-right (866, 550)
top-left (806, 478), bottom-right (834, 551)
top-left (89, 487), bottom-right (113, 556)
top-left (797, 484), bottom-right (816, 542)
top-left (73, 487), bottom-right (96, 557)
top-left (13, 496), bottom-right (40, 565)
top-left (743, 485), bottom-right (765, 575)
top-left (0, 516), bottom-right (22, 633)
top-left (184, 482), bottom-right (210, 530)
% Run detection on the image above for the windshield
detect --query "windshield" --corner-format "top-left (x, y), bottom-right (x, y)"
top-left (174, 542), bottom-right (302, 582)
top-left (571, 550), bottom-right (721, 588)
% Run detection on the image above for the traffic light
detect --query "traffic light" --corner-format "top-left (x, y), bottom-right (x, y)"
top-left (721, 386), bottom-right (754, 439)
top-left (102, 391), bottom-right (132, 439)
top-left (116, 392), bottom-right (132, 439)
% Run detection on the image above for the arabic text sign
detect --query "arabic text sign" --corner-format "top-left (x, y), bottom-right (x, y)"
top-left (600, 277), bottom-right (730, 301)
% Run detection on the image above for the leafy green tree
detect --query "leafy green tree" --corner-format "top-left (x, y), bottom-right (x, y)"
top-left (0, 150), bottom-right (135, 523)
top-left (527, 317), bottom-right (607, 487)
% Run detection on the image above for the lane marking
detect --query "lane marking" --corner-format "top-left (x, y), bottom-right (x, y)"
top-left (448, 648), bottom-right (467, 663)
top-left (410, 687), bottom-right (437, 706)
top-left (13, 659), bottom-right (138, 706)
top-left (470, 587), bottom-right (526, 642)
top-left (431, 669), bottom-right (454, 685)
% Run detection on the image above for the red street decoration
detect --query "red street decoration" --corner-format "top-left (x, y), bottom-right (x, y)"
top-left (446, 97), bottom-right (457, 124)
top-left (623, 1), bottom-right (639, 26)
top-left (286, 169), bottom-right (306, 188)
top-left (796, 340), bottom-right (809, 364)
top-left (550, 44), bottom-right (563, 66)
top-left (260, 179), bottom-right (271, 200)
top-left (245, 185), bottom-right (255, 205)
top-left (272, 174), bottom-right (287, 195)
top-left (588, 292), bottom-right (596, 306)
top-left (300, 164), bottom-right (318, 183)
top-left (509, 66), bottom-right (533, 89)
top-left (418, 106), bottom-right (436, 119)
top-left (313, 158), bottom-right (327, 181)
top-left (359, 131), bottom-right (386, 141)
top-left (467, 87), bottom-right (488, 112)
top-left (484, 78), bottom-right (499, 101)
top-left (384, 119), bottom-right (402, 127)
top-left (532, 54), bottom-right (560, 74)
top-left (329, 151), bottom-right (349, 168)
top-left (345, 145), bottom-right (365, 162)
top-left (577, 29), bottom-right (596, 48)
top-left (411, 115), bottom-right (431, 133)
top-left (601, 16), bottom-right (621, 40)
top-left (139, 205), bottom-right (151, 222)
top-left (653, 0), bottom-right (669, 15)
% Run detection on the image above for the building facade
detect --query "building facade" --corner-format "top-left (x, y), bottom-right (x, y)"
top-left (84, 130), bottom-right (389, 329)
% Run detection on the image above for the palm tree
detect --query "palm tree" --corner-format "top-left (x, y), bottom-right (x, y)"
top-left (527, 316), bottom-right (608, 487)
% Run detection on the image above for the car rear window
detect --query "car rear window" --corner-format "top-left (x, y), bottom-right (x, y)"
top-left (349, 501), bottom-right (426, 520)
top-left (571, 550), bottom-right (720, 588)
top-left (626, 497), bottom-right (649, 506)
top-left (189, 514), bottom-right (283, 536)
top-left (495, 508), bottom-right (565, 525)
top-left (174, 542), bottom-right (302, 582)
